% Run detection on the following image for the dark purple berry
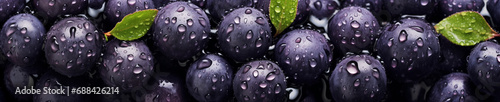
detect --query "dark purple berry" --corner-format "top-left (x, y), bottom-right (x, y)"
top-left (375, 18), bottom-right (440, 83)
top-left (3, 64), bottom-right (36, 101)
top-left (233, 60), bottom-right (287, 102)
top-left (89, 0), bottom-right (106, 9)
top-left (328, 6), bottom-right (380, 55)
top-left (0, 13), bottom-right (46, 67)
top-left (186, 54), bottom-right (233, 102)
top-left (467, 41), bottom-right (500, 96)
top-left (44, 17), bottom-right (105, 77)
top-left (307, 0), bottom-right (339, 20)
top-left (206, 0), bottom-right (253, 23)
top-left (33, 71), bottom-right (91, 102)
top-left (142, 72), bottom-right (194, 102)
top-left (99, 39), bottom-right (154, 93)
top-left (427, 0), bottom-right (484, 22)
top-left (427, 73), bottom-right (479, 102)
top-left (438, 35), bottom-right (473, 74)
top-left (152, 2), bottom-right (210, 61)
top-left (274, 29), bottom-right (332, 86)
top-left (217, 7), bottom-right (272, 62)
top-left (329, 55), bottom-right (387, 102)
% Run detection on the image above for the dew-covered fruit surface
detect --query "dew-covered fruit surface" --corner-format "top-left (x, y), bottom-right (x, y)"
top-left (329, 55), bottom-right (387, 102)
top-left (44, 17), bottom-right (105, 78)
top-left (232, 60), bottom-right (287, 102)
top-left (467, 41), bottom-right (500, 95)
top-left (186, 54), bottom-right (233, 102)
top-left (217, 7), bottom-right (272, 62)
top-left (274, 29), bottom-right (332, 86)
top-left (152, 2), bottom-right (210, 61)
top-left (307, 0), bottom-right (339, 20)
top-left (143, 73), bottom-right (194, 102)
top-left (31, 0), bottom-right (88, 22)
top-left (0, 13), bottom-right (45, 67)
top-left (328, 6), bottom-right (380, 55)
top-left (427, 73), bottom-right (479, 102)
top-left (206, 0), bottom-right (253, 23)
top-left (427, 0), bottom-right (484, 22)
top-left (99, 39), bottom-right (154, 93)
top-left (33, 71), bottom-right (91, 102)
top-left (375, 18), bottom-right (440, 83)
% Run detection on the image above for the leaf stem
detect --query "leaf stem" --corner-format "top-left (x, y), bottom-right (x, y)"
top-left (105, 32), bottom-right (112, 37)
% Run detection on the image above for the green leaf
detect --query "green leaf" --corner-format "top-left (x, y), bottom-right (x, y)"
top-left (435, 11), bottom-right (498, 46)
top-left (108, 9), bottom-right (158, 41)
top-left (269, 0), bottom-right (298, 37)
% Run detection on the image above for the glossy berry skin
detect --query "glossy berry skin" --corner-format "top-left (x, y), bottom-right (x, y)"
top-left (105, 0), bottom-right (155, 28)
top-left (33, 71), bottom-right (90, 102)
top-left (329, 55), bottom-right (387, 102)
top-left (217, 7), bottom-right (272, 62)
top-left (0, 13), bottom-right (46, 67)
top-left (375, 18), bottom-right (440, 83)
top-left (274, 29), bottom-right (332, 86)
top-left (233, 60), bottom-right (287, 102)
top-left (292, 0), bottom-right (310, 25)
top-left (427, 73), bottom-right (478, 102)
top-left (44, 17), bottom-right (105, 77)
top-left (152, 2), bottom-right (210, 61)
top-left (99, 39), bottom-right (154, 93)
top-left (328, 6), bottom-right (380, 55)
top-left (143, 73), bottom-right (194, 102)
top-left (0, 0), bottom-right (25, 25)
top-left (206, 0), bottom-right (253, 23)
top-left (307, 0), bottom-right (339, 20)
top-left (383, 0), bottom-right (437, 16)
top-left (186, 54), bottom-right (233, 102)
top-left (32, 0), bottom-right (88, 22)
top-left (467, 41), bottom-right (500, 95)
top-left (3, 64), bottom-right (36, 102)
top-left (189, 0), bottom-right (207, 9)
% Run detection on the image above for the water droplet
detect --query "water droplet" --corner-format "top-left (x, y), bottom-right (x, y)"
top-left (346, 61), bottom-right (359, 75)
top-left (314, 1), bottom-right (322, 10)
top-left (373, 68), bottom-right (380, 78)
top-left (309, 59), bottom-right (317, 68)
top-left (66, 60), bottom-right (74, 69)
top-left (190, 32), bottom-right (196, 39)
top-left (172, 17), bottom-right (177, 24)
top-left (351, 21), bottom-right (360, 29)
top-left (497, 55), bottom-right (500, 62)
top-left (249, 70), bottom-right (258, 78)
top-left (226, 24), bottom-right (234, 34)
top-left (427, 47), bottom-right (433, 56)
top-left (410, 26), bottom-right (424, 33)
top-left (235, 46), bottom-right (240, 53)
top-left (115, 11), bottom-right (120, 17)
top-left (259, 81), bottom-right (267, 88)
top-left (187, 19), bottom-right (193, 26)
top-left (295, 37), bottom-right (302, 43)
top-left (50, 36), bottom-right (59, 52)
top-left (241, 81), bottom-right (247, 90)
top-left (416, 38), bottom-right (423, 47)
top-left (388, 38), bottom-right (393, 47)
top-left (274, 84), bottom-right (281, 94)
top-left (245, 9), bottom-right (252, 14)
top-left (285, 58), bottom-right (291, 64)
top-left (234, 17), bottom-right (240, 24)
top-left (117, 56), bottom-right (124, 63)
top-left (24, 37), bottom-right (30, 42)
top-left (421, 0), bottom-right (429, 5)
top-left (243, 65), bottom-right (251, 73)
top-left (6, 24), bottom-right (16, 36)
top-left (354, 79), bottom-right (360, 87)
top-left (127, 0), bottom-right (136, 5)
top-left (391, 58), bottom-right (397, 68)
top-left (399, 30), bottom-right (407, 42)
top-left (49, 0), bottom-right (55, 6)
top-left (246, 30), bottom-right (253, 39)
top-left (20, 27), bottom-right (27, 34)
top-left (198, 58), bottom-right (212, 69)
top-left (128, 54), bottom-right (134, 61)
top-left (178, 25), bottom-right (186, 33)
top-left (256, 38), bottom-right (263, 48)
top-left (211, 75), bottom-right (218, 83)
top-left (255, 17), bottom-right (265, 25)
top-left (133, 64), bottom-right (143, 74)
top-left (177, 6), bottom-right (185, 12)
top-left (266, 72), bottom-right (276, 81)
top-left (163, 35), bottom-right (169, 42)
top-left (70, 27), bottom-right (76, 38)
top-left (199, 17), bottom-right (207, 27)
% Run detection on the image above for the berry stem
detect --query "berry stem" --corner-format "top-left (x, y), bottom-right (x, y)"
top-left (105, 32), bottom-right (112, 37)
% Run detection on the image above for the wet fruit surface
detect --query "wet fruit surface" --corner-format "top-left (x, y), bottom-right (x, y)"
top-left (217, 7), bottom-right (272, 62)
top-left (275, 29), bottom-right (332, 86)
top-left (32, 0), bottom-right (88, 22)
top-left (0, 13), bottom-right (46, 67)
top-left (467, 41), bottom-right (500, 96)
top-left (328, 6), bottom-right (380, 55)
top-left (329, 55), bottom-right (387, 102)
top-left (232, 60), bottom-right (287, 102)
top-left (375, 18), bottom-right (440, 83)
top-left (152, 2), bottom-right (210, 61)
top-left (0, 0), bottom-right (25, 25)
top-left (44, 17), bottom-right (105, 77)
top-left (186, 54), bottom-right (233, 102)
top-left (99, 39), bottom-right (154, 93)
top-left (427, 72), bottom-right (478, 102)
